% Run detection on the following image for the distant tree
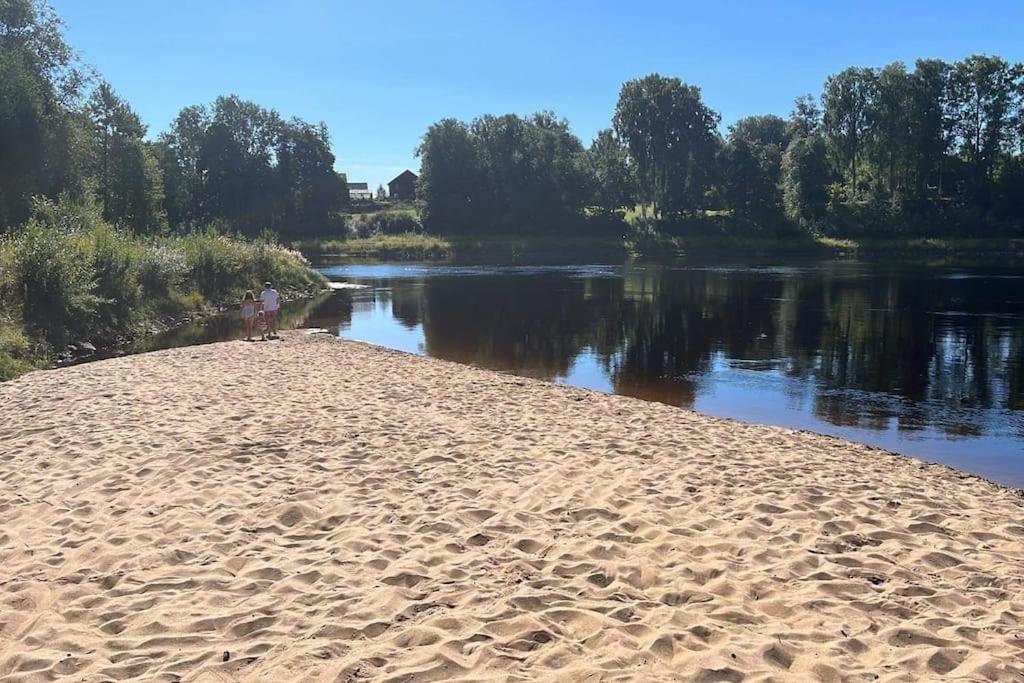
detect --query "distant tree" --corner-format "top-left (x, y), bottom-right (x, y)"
top-left (947, 55), bottom-right (1019, 208)
top-left (375, 184), bottom-right (387, 201)
top-left (782, 134), bottom-right (830, 228)
top-left (789, 95), bottom-right (823, 138)
top-left (199, 96), bottom-right (280, 230)
top-left (723, 115), bottom-right (788, 225)
top-left (823, 67), bottom-right (879, 193)
top-left (907, 59), bottom-right (952, 199)
top-left (587, 128), bottom-right (635, 214)
top-left (613, 74), bottom-right (721, 216)
top-left (870, 62), bottom-right (913, 202)
top-left (157, 104), bottom-right (210, 226)
top-left (86, 81), bottom-right (165, 231)
top-left (273, 118), bottom-right (346, 232)
top-left (417, 118), bottom-right (482, 232)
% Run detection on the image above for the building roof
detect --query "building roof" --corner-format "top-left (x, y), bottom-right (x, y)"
top-left (348, 182), bottom-right (369, 190)
top-left (388, 170), bottom-right (418, 186)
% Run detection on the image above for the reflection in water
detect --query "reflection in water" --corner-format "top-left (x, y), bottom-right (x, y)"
top-left (144, 260), bottom-right (1024, 486)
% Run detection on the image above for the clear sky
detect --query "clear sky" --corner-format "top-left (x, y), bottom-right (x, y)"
top-left (53, 0), bottom-right (1022, 190)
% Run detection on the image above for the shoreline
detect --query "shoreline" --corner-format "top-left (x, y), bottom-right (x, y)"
top-left (294, 232), bottom-right (1024, 263)
top-left (2, 333), bottom-right (1023, 680)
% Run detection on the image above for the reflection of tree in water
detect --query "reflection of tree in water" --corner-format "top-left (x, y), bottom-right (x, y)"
top-left (337, 262), bottom-right (1024, 437)
top-left (288, 292), bottom-right (353, 334)
top-left (418, 275), bottom-right (598, 378)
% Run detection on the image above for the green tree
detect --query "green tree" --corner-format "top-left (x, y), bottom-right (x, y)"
top-left (157, 104), bottom-right (210, 226)
top-left (823, 67), bottom-right (878, 193)
top-left (86, 81), bottom-right (165, 231)
top-left (0, 0), bottom-right (87, 228)
top-left (789, 94), bottom-right (822, 138)
top-left (907, 59), bottom-right (952, 199)
top-left (947, 55), bottom-right (1019, 209)
top-left (871, 62), bottom-right (912, 202)
top-left (587, 128), bottom-right (635, 214)
top-left (613, 74), bottom-right (721, 217)
top-left (782, 134), bottom-right (830, 228)
top-left (417, 118), bottom-right (482, 232)
top-left (273, 118), bottom-right (346, 232)
top-left (723, 115), bottom-right (789, 225)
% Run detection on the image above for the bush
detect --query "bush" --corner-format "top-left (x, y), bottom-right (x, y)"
top-left (137, 244), bottom-right (188, 298)
top-left (347, 211), bottom-right (423, 238)
top-left (9, 220), bottom-right (100, 347)
top-left (89, 224), bottom-right (143, 340)
top-left (0, 318), bottom-right (44, 381)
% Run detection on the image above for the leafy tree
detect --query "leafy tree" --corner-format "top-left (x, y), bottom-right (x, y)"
top-left (157, 104), bottom-right (210, 226)
top-left (0, 0), bottom-right (87, 228)
top-left (375, 184), bottom-right (387, 201)
top-left (947, 55), bottom-right (1019, 209)
top-left (723, 115), bottom-right (789, 225)
top-left (789, 95), bottom-right (823, 138)
top-left (613, 74), bottom-right (721, 216)
top-left (823, 67), bottom-right (878, 193)
top-left (907, 59), bottom-right (952, 199)
top-left (782, 134), bottom-right (830, 228)
top-left (273, 118), bottom-right (346, 232)
top-left (86, 81), bottom-right (165, 231)
top-left (417, 118), bottom-right (482, 232)
top-left (587, 128), bottom-right (635, 214)
top-left (871, 62), bottom-right (912, 202)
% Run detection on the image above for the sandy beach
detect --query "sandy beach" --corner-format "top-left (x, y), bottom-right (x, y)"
top-left (1, 333), bottom-right (1022, 682)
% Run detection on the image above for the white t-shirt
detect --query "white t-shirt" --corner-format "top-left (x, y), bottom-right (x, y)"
top-left (260, 288), bottom-right (280, 311)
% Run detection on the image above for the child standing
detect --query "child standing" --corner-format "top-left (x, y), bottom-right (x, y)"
top-left (240, 291), bottom-right (257, 341)
top-left (255, 310), bottom-right (268, 341)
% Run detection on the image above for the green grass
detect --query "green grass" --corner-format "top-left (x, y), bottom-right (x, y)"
top-left (297, 232), bottom-right (453, 260)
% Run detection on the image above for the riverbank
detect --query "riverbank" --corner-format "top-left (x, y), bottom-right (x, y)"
top-left (0, 218), bottom-right (326, 380)
top-left (2, 334), bottom-right (1022, 680)
top-left (294, 231), bottom-right (1024, 262)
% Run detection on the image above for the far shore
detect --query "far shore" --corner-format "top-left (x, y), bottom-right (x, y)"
top-left (293, 231), bottom-right (1024, 263)
top-left (2, 333), bottom-right (1022, 680)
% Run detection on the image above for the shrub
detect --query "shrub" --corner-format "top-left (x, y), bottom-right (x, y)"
top-left (347, 211), bottom-right (424, 238)
top-left (9, 220), bottom-right (100, 347)
top-left (137, 244), bottom-right (188, 298)
top-left (89, 224), bottom-right (143, 340)
top-left (0, 318), bottom-right (44, 381)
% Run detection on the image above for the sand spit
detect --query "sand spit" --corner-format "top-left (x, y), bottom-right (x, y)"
top-left (1, 333), bottom-right (1022, 682)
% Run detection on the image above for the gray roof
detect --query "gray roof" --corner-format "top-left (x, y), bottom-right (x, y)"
top-left (348, 182), bottom-right (369, 190)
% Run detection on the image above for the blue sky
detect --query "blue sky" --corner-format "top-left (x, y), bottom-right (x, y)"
top-left (54, 0), bottom-right (1022, 190)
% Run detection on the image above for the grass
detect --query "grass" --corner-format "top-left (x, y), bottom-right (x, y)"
top-left (297, 232), bottom-right (454, 260)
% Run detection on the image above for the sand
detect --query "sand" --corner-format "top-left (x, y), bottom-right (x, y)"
top-left (1, 333), bottom-right (1023, 682)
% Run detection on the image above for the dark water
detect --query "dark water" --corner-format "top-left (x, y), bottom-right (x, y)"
top-left (145, 259), bottom-right (1024, 487)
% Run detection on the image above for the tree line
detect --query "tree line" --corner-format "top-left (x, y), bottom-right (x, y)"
top-left (1, 0), bottom-right (348, 236)
top-left (419, 59), bottom-right (1024, 237)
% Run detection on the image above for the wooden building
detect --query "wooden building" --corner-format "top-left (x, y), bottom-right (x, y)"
top-left (387, 170), bottom-right (418, 202)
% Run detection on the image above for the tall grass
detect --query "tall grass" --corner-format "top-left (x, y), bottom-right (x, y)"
top-left (0, 197), bottom-right (325, 379)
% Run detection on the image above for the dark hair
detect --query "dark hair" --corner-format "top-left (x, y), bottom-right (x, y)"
top-left (264, 281), bottom-right (272, 288)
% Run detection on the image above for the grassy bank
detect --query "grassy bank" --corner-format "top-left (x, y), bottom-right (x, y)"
top-left (295, 232), bottom-right (454, 260)
top-left (295, 229), bottom-right (1024, 263)
top-left (0, 199), bottom-right (325, 380)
